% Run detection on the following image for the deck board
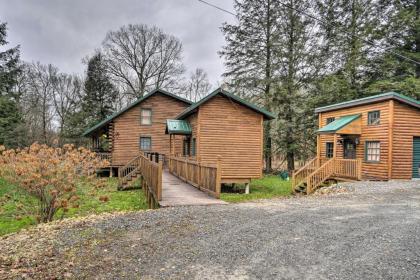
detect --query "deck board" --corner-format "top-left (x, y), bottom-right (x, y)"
top-left (159, 170), bottom-right (227, 207)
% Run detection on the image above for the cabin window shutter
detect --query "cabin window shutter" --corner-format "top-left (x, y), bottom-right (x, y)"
top-left (141, 108), bottom-right (152, 125)
top-left (365, 141), bottom-right (380, 162)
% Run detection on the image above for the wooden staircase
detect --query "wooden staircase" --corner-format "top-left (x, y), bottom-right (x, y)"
top-left (292, 157), bottom-right (361, 194)
top-left (118, 154), bottom-right (142, 190)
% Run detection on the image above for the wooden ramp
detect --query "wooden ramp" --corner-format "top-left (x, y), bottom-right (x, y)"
top-left (159, 170), bottom-right (227, 207)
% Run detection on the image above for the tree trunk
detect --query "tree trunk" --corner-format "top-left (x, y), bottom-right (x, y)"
top-left (264, 0), bottom-right (273, 172)
top-left (416, 0), bottom-right (420, 78)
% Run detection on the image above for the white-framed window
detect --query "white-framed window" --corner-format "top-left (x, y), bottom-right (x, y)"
top-left (367, 110), bottom-right (380, 125)
top-left (365, 141), bottom-right (380, 162)
top-left (140, 136), bottom-right (151, 150)
top-left (140, 108), bottom-right (152, 125)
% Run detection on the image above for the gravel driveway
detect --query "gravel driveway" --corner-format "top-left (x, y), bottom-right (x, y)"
top-left (1, 181), bottom-right (420, 279)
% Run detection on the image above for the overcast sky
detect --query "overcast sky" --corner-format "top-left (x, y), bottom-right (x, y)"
top-left (0, 0), bottom-right (235, 86)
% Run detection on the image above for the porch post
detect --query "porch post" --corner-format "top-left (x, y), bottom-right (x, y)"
top-left (316, 134), bottom-right (321, 167)
top-left (333, 134), bottom-right (338, 159)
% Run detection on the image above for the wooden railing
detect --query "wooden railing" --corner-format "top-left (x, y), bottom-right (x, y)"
top-left (168, 156), bottom-right (221, 198)
top-left (293, 157), bottom-right (362, 194)
top-left (139, 155), bottom-right (163, 207)
top-left (118, 153), bottom-right (163, 208)
top-left (333, 159), bottom-right (362, 180)
top-left (118, 154), bottom-right (142, 186)
top-left (95, 152), bottom-right (112, 167)
top-left (306, 158), bottom-right (362, 194)
top-left (292, 157), bottom-right (319, 190)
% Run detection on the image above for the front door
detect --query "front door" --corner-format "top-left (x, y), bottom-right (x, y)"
top-left (343, 138), bottom-right (356, 159)
top-left (413, 137), bottom-right (420, 178)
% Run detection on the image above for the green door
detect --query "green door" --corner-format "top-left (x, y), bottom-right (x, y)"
top-left (413, 137), bottom-right (420, 178)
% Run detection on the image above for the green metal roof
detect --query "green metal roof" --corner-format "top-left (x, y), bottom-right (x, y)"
top-left (315, 92), bottom-right (420, 113)
top-left (82, 89), bottom-right (192, 136)
top-left (175, 88), bottom-right (276, 120)
top-left (165, 119), bottom-right (192, 135)
top-left (318, 114), bottom-right (361, 133)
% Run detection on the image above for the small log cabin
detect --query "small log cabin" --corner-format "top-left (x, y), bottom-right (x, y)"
top-left (317, 92), bottom-right (420, 180)
top-left (293, 92), bottom-right (419, 194)
top-left (82, 89), bottom-right (192, 170)
top-left (165, 88), bottom-right (275, 187)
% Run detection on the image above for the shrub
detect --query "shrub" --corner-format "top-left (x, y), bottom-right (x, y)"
top-left (0, 143), bottom-right (107, 223)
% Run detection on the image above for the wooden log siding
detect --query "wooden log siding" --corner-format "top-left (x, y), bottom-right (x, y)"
top-left (392, 102), bottom-right (420, 179)
top-left (319, 100), bottom-right (390, 180)
top-left (197, 95), bottom-right (264, 180)
top-left (168, 156), bottom-right (221, 198)
top-left (111, 93), bottom-right (190, 166)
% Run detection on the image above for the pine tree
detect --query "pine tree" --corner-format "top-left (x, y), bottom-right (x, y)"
top-left (220, 0), bottom-right (283, 171)
top-left (65, 52), bottom-right (118, 140)
top-left (0, 22), bottom-right (23, 147)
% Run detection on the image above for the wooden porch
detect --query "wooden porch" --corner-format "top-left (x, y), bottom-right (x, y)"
top-left (292, 157), bottom-right (362, 194)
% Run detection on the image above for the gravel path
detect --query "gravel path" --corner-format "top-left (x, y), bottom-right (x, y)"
top-left (1, 180), bottom-right (420, 279)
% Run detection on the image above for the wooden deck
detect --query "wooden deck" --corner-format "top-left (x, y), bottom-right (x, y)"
top-left (159, 170), bottom-right (227, 207)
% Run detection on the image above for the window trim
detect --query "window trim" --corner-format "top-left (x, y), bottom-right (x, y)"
top-left (191, 138), bottom-right (196, 156)
top-left (326, 142), bottom-right (334, 158)
top-left (364, 140), bottom-right (381, 163)
top-left (183, 138), bottom-right (191, 156)
top-left (140, 108), bottom-right (152, 126)
top-left (367, 110), bottom-right (380, 126)
top-left (139, 136), bottom-right (152, 151)
top-left (326, 117), bottom-right (335, 125)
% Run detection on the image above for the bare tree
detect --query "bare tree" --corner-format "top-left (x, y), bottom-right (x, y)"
top-left (52, 73), bottom-right (82, 137)
top-left (102, 24), bottom-right (185, 98)
top-left (20, 62), bottom-right (57, 144)
top-left (183, 68), bottom-right (212, 102)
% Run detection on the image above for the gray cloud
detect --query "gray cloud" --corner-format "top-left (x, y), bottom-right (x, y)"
top-left (0, 0), bottom-right (234, 85)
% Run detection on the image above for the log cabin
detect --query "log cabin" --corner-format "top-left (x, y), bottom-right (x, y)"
top-left (82, 89), bottom-right (192, 174)
top-left (293, 92), bottom-right (420, 194)
top-left (165, 88), bottom-right (275, 191)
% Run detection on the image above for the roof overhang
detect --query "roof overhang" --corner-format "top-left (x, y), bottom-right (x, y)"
top-left (315, 92), bottom-right (420, 113)
top-left (82, 89), bottom-right (192, 137)
top-left (175, 88), bottom-right (276, 121)
top-left (165, 119), bottom-right (192, 135)
top-left (318, 114), bottom-right (362, 134)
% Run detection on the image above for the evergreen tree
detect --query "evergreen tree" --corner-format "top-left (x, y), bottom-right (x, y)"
top-left (65, 52), bottom-right (118, 140)
top-left (366, 0), bottom-right (420, 99)
top-left (0, 22), bottom-right (23, 147)
top-left (220, 0), bottom-right (283, 170)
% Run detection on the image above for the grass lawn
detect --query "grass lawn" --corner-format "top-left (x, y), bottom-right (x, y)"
top-left (220, 175), bottom-right (292, 203)
top-left (0, 177), bottom-right (147, 236)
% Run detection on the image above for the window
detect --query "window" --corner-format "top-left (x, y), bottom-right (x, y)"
top-left (367, 110), bottom-right (380, 125)
top-left (140, 108), bottom-right (152, 125)
top-left (140, 136), bottom-right (151, 150)
top-left (326, 117), bottom-right (335, 124)
top-left (326, 142), bottom-right (334, 158)
top-left (365, 141), bottom-right (380, 162)
top-left (191, 138), bottom-right (196, 156)
top-left (183, 138), bottom-right (190, 156)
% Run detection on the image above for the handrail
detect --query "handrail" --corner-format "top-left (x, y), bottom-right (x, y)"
top-left (292, 157), bottom-right (319, 190)
top-left (306, 158), bottom-right (335, 194)
top-left (294, 157), bottom-right (362, 194)
top-left (168, 155), bottom-right (221, 198)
